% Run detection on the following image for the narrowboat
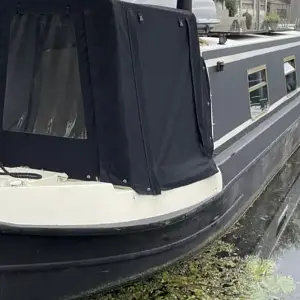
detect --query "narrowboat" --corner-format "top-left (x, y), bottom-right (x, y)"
top-left (0, 0), bottom-right (299, 299)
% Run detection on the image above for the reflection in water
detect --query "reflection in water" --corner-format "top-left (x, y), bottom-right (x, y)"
top-left (271, 199), bottom-right (300, 299)
top-left (83, 147), bottom-right (300, 300)
top-left (96, 239), bottom-right (295, 300)
top-left (221, 145), bottom-right (300, 299)
top-left (273, 204), bottom-right (300, 258)
top-left (223, 150), bottom-right (300, 258)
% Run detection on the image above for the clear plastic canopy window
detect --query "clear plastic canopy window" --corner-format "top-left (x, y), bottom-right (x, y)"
top-left (2, 14), bottom-right (87, 139)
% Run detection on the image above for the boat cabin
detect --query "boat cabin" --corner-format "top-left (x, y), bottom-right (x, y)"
top-left (0, 0), bottom-right (217, 194)
top-left (1, 3), bottom-right (300, 299)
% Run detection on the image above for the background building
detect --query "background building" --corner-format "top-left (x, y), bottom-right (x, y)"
top-left (213, 0), bottom-right (295, 31)
top-left (290, 0), bottom-right (300, 23)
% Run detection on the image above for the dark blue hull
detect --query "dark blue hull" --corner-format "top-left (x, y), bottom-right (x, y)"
top-left (0, 111), bottom-right (299, 300)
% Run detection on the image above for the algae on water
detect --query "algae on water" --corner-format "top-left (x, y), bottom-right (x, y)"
top-left (92, 240), bottom-right (295, 300)
top-left (84, 146), bottom-right (300, 300)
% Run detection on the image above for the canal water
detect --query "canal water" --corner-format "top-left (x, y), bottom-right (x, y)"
top-left (222, 145), bottom-right (300, 300)
top-left (84, 146), bottom-right (300, 300)
top-left (272, 203), bottom-right (300, 299)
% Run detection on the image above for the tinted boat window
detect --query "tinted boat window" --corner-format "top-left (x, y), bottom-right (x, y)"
top-left (247, 65), bottom-right (269, 119)
top-left (248, 69), bottom-right (267, 88)
top-left (283, 56), bottom-right (297, 95)
top-left (3, 14), bottom-right (87, 139)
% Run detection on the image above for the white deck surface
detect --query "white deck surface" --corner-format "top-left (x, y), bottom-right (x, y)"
top-left (200, 31), bottom-right (300, 53)
top-left (0, 167), bottom-right (222, 227)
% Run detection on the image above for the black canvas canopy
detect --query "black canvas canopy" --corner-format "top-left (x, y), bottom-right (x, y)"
top-left (0, 0), bottom-right (217, 194)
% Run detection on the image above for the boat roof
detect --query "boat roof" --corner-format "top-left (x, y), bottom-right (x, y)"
top-left (200, 31), bottom-right (300, 53)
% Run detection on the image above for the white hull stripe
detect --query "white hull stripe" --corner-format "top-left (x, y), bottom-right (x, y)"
top-left (214, 85), bottom-right (300, 149)
top-left (205, 40), bottom-right (300, 68)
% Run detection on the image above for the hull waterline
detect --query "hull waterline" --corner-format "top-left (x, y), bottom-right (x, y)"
top-left (0, 115), bottom-right (298, 300)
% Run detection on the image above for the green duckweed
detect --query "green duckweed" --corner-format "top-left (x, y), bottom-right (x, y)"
top-left (86, 239), bottom-right (295, 300)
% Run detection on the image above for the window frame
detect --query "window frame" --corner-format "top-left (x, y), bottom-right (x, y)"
top-left (247, 65), bottom-right (270, 120)
top-left (283, 55), bottom-right (297, 95)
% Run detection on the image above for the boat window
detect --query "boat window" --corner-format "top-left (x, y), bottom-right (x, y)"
top-left (247, 65), bottom-right (269, 119)
top-left (283, 56), bottom-right (297, 95)
top-left (2, 14), bottom-right (87, 139)
top-left (248, 68), bottom-right (267, 88)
